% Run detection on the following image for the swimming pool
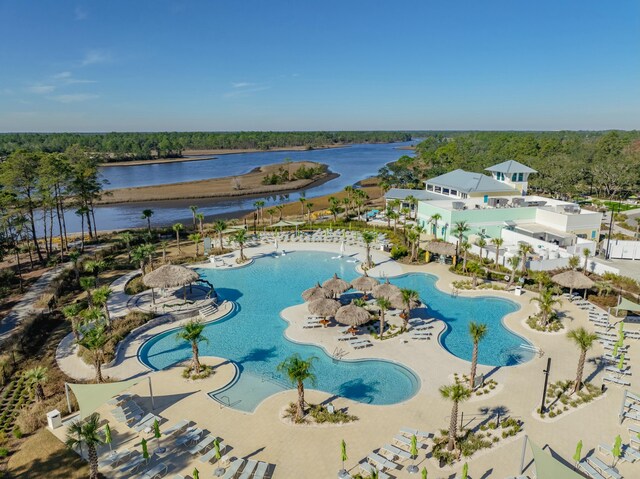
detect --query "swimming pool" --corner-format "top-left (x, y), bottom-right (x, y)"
top-left (138, 251), bottom-right (532, 412)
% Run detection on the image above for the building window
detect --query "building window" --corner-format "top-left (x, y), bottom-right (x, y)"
top-left (518, 173), bottom-right (524, 181)
top-left (442, 188), bottom-right (450, 195)
top-left (426, 184), bottom-right (433, 191)
top-left (512, 173), bottom-right (518, 181)
top-left (451, 189), bottom-right (458, 196)
top-left (434, 186), bottom-right (441, 193)
top-left (591, 230), bottom-right (596, 239)
top-left (461, 193), bottom-right (467, 199)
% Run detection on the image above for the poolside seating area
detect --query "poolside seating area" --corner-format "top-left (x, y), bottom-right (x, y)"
top-left (254, 229), bottom-right (391, 249)
top-left (95, 399), bottom-right (276, 478)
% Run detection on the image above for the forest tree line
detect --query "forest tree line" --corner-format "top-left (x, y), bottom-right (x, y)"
top-left (0, 131), bottom-right (413, 162)
top-left (378, 130), bottom-right (640, 199)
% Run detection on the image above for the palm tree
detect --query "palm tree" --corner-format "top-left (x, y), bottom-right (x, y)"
top-left (79, 276), bottom-right (95, 307)
top-left (299, 197), bottom-right (307, 217)
top-left (25, 366), bottom-right (48, 402)
top-left (189, 205), bottom-right (199, 229)
top-left (69, 249), bottom-right (81, 285)
top-left (141, 209), bottom-right (154, 234)
top-left (266, 208), bottom-right (277, 225)
top-left (276, 204), bottom-right (284, 221)
top-left (342, 197), bottom-right (351, 217)
top-left (507, 256), bottom-right (520, 288)
top-left (63, 303), bottom-right (84, 340)
top-left (78, 324), bottom-right (109, 383)
top-left (491, 237), bottom-right (504, 266)
top-left (119, 232), bottom-right (133, 262)
top-left (188, 233), bottom-right (202, 258)
top-left (132, 244), bottom-right (148, 275)
top-left (253, 200), bottom-right (265, 225)
top-left (405, 195), bottom-right (417, 219)
top-left (466, 261), bottom-right (483, 288)
top-left (567, 327), bottom-right (598, 394)
top-left (468, 323), bottom-right (488, 389)
top-left (460, 241), bottom-right (471, 271)
top-left (568, 255), bottom-right (580, 270)
top-left (518, 243), bottom-right (533, 274)
top-left (429, 214), bottom-right (442, 238)
top-left (475, 237), bottom-right (486, 262)
top-left (231, 229), bottom-right (248, 261)
top-left (361, 231), bottom-right (376, 269)
top-left (452, 221), bottom-right (470, 255)
top-left (439, 383), bottom-right (471, 451)
top-left (84, 259), bottom-right (106, 287)
top-left (388, 210), bottom-right (400, 231)
top-left (582, 248), bottom-right (591, 274)
top-left (407, 228), bottom-right (419, 262)
top-left (530, 288), bottom-right (561, 327)
top-left (66, 413), bottom-right (103, 479)
top-left (399, 288), bottom-right (419, 330)
top-left (306, 202), bottom-right (314, 224)
top-left (176, 320), bottom-right (208, 374)
top-left (173, 223), bottom-right (184, 252)
top-left (531, 270), bottom-right (551, 292)
top-left (92, 286), bottom-right (113, 325)
top-left (276, 354), bottom-right (317, 421)
top-left (196, 213), bottom-right (205, 234)
top-left (376, 297), bottom-right (391, 340)
top-left (213, 220), bottom-right (227, 250)
top-left (328, 197), bottom-right (341, 222)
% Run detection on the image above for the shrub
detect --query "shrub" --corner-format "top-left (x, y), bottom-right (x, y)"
top-left (390, 245), bottom-right (408, 260)
top-left (0, 448), bottom-right (8, 457)
top-left (12, 427), bottom-right (22, 439)
top-left (124, 276), bottom-right (145, 295)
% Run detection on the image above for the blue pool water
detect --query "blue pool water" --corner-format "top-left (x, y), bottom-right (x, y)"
top-left (138, 251), bottom-right (532, 412)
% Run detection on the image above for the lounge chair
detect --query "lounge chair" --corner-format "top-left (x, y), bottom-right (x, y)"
top-left (162, 419), bottom-right (190, 437)
top-left (138, 462), bottom-right (168, 479)
top-left (400, 427), bottom-right (432, 440)
top-left (187, 435), bottom-right (215, 455)
top-left (604, 375), bottom-right (631, 387)
top-left (253, 462), bottom-right (269, 479)
top-left (380, 444), bottom-right (412, 461)
top-left (359, 462), bottom-right (391, 479)
top-left (99, 448), bottom-right (131, 468)
top-left (118, 453), bottom-right (145, 474)
top-left (605, 366), bottom-right (631, 375)
top-left (198, 440), bottom-right (226, 463)
top-left (174, 427), bottom-right (203, 447)
top-left (132, 414), bottom-right (162, 433)
top-left (221, 459), bottom-right (245, 479)
top-left (598, 443), bottom-right (638, 463)
top-left (586, 456), bottom-right (621, 479)
top-left (172, 476), bottom-right (185, 479)
top-left (367, 452), bottom-right (398, 471)
top-left (238, 459), bottom-right (258, 479)
top-left (393, 434), bottom-right (426, 449)
top-left (627, 391), bottom-right (640, 402)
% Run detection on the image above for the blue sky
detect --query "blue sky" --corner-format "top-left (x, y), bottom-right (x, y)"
top-left (0, 0), bottom-right (638, 132)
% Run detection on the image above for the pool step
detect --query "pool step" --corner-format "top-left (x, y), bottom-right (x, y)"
top-left (199, 304), bottom-right (218, 319)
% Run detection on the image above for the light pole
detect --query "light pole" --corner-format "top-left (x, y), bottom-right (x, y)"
top-left (540, 357), bottom-right (551, 413)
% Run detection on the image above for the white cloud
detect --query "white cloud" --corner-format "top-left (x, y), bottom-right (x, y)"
top-left (74, 6), bottom-right (88, 21)
top-left (27, 84), bottom-right (56, 94)
top-left (81, 50), bottom-right (111, 66)
top-left (231, 82), bottom-right (254, 88)
top-left (51, 93), bottom-right (99, 103)
top-left (53, 71), bottom-right (72, 79)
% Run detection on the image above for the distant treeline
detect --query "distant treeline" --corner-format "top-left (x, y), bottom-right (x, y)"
top-left (0, 131), bottom-right (413, 162)
top-left (379, 130), bottom-right (640, 199)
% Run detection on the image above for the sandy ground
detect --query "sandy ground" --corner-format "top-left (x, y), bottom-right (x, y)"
top-left (99, 144), bottom-right (348, 167)
top-left (98, 161), bottom-right (335, 205)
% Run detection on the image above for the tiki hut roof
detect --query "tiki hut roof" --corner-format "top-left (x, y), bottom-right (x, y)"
top-left (552, 270), bottom-right (595, 290)
top-left (335, 303), bottom-right (372, 326)
top-left (142, 264), bottom-right (199, 289)
top-left (425, 241), bottom-right (456, 256)
top-left (372, 279), bottom-right (401, 300)
top-left (308, 298), bottom-right (341, 317)
top-left (389, 292), bottom-right (421, 311)
top-left (302, 282), bottom-right (333, 302)
top-left (350, 275), bottom-right (380, 292)
top-left (322, 273), bottom-right (351, 295)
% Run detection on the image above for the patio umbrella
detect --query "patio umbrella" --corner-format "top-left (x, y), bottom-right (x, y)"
top-left (143, 264), bottom-right (200, 302)
top-left (407, 434), bottom-right (419, 473)
top-left (612, 435), bottom-right (622, 464)
top-left (551, 270), bottom-right (594, 297)
top-left (214, 438), bottom-right (221, 461)
top-left (372, 278), bottom-right (401, 300)
top-left (103, 423), bottom-right (112, 451)
top-left (323, 273), bottom-right (351, 296)
top-left (302, 282), bottom-right (332, 302)
top-left (335, 303), bottom-right (371, 326)
top-left (573, 439), bottom-right (583, 464)
top-left (421, 467), bottom-right (427, 479)
top-left (613, 343), bottom-right (619, 357)
top-left (339, 439), bottom-right (348, 477)
top-left (308, 298), bottom-right (341, 319)
top-left (141, 438), bottom-right (149, 462)
top-left (153, 418), bottom-right (163, 453)
top-left (461, 462), bottom-right (468, 479)
top-left (350, 275), bottom-right (380, 293)
top-left (193, 468), bottom-right (200, 479)
top-left (618, 353), bottom-right (626, 370)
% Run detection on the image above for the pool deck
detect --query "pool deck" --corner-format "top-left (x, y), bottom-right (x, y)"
top-left (54, 241), bottom-right (640, 478)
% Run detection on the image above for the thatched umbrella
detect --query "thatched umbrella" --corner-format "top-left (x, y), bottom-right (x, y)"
top-left (302, 282), bottom-right (332, 302)
top-left (322, 273), bottom-right (351, 297)
top-left (143, 264), bottom-right (200, 302)
top-left (389, 292), bottom-right (420, 311)
top-left (350, 275), bottom-right (380, 293)
top-left (335, 303), bottom-right (372, 327)
top-left (425, 241), bottom-right (456, 257)
top-left (372, 278), bottom-right (401, 300)
top-left (308, 298), bottom-right (341, 325)
top-left (552, 270), bottom-right (595, 298)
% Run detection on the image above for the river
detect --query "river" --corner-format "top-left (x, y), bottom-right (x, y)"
top-left (59, 140), bottom-right (417, 233)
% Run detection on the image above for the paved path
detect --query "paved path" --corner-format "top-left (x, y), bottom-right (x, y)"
top-left (0, 263), bottom-right (70, 344)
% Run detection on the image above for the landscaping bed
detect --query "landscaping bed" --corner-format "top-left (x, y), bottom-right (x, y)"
top-left (283, 402), bottom-right (358, 425)
top-left (537, 380), bottom-right (603, 419)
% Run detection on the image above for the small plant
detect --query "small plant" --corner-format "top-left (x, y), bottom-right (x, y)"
top-left (0, 447), bottom-right (8, 457)
top-left (12, 427), bottom-right (21, 439)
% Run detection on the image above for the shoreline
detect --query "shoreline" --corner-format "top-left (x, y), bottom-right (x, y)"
top-left (99, 144), bottom-right (349, 167)
top-left (97, 161), bottom-right (338, 205)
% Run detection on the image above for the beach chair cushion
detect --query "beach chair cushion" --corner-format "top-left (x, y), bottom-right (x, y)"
top-left (139, 462), bottom-right (168, 479)
top-left (238, 459), bottom-right (258, 479)
top-left (222, 459), bottom-right (245, 479)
